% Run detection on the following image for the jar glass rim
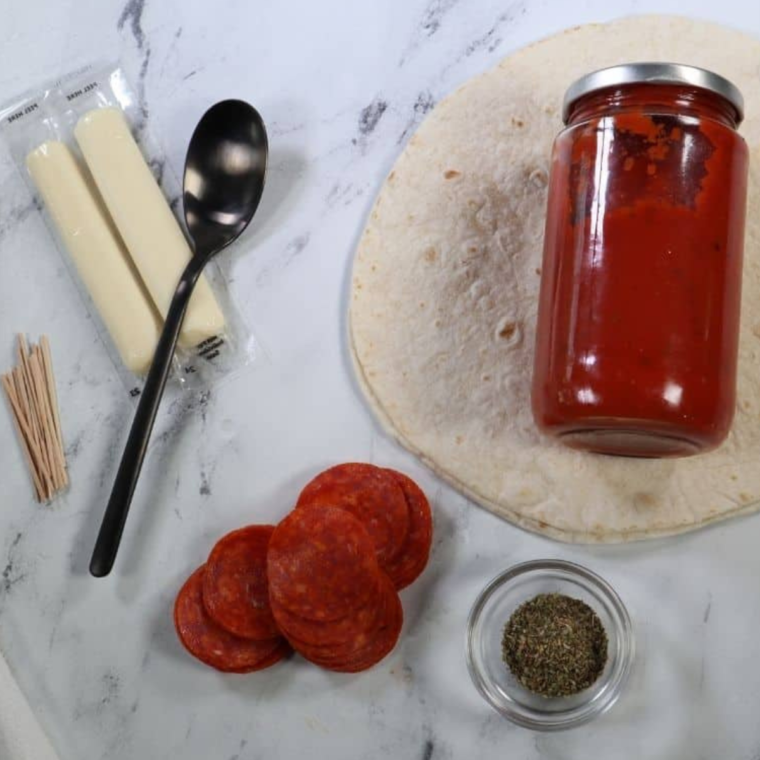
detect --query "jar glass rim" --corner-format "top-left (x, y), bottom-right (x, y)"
top-left (562, 63), bottom-right (744, 125)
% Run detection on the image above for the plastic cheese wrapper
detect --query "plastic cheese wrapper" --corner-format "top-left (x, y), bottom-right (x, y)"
top-left (0, 64), bottom-right (257, 395)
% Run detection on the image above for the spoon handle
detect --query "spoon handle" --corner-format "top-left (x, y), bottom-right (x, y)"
top-left (90, 255), bottom-right (207, 577)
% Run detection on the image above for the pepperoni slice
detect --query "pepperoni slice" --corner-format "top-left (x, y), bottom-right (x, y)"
top-left (174, 566), bottom-right (288, 673)
top-left (202, 525), bottom-right (279, 640)
top-left (296, 463), bottom-right (410, 567)
top-left (272, 589), bottom-right (384, 650)
top-left (381, 470), bottom-right (433, 590)
top-left (249, 639), bottom-right (292, 670)
top-left (299, 574), bottom-right (403, 672)
top-left (267, 506), bottom-right (382, 621)
top-left (326, 599), bottom-right (402, 672)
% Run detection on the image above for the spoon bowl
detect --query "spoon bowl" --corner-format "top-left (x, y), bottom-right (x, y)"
top-left (90, 101), bottom-right (269, 577)
top-left (184, 100), bottom-right (268, 255)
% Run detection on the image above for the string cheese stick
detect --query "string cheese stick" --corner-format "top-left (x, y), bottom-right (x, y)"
top-left (1, 375), bottom-right (44, 501)
top-left (26, 141), bottom-right (161, 375)
top-left (74, 108), bottom-right (226, 349)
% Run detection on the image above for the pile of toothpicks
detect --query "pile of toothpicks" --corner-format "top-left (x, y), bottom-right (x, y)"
top-left (2, 335), bottom-right (67, 502)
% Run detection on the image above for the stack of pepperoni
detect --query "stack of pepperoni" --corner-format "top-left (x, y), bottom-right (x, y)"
top-left (174, 526), bottom-right (290, 673)
top-left (174, 463), bottom-right (433, 674)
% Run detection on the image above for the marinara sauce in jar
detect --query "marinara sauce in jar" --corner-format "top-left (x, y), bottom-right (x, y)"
top-left (532, 64), bottom-right (748, 457)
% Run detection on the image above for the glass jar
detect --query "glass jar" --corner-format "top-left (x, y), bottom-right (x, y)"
top-left (532, 64), bottom-right (749, 457)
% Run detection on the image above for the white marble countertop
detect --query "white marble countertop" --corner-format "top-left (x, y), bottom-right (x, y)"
top-left (2, 1), bottom-right (760, 758)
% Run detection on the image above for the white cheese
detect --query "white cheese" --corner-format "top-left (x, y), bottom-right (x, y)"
top-left (74, 108), bottom-right (226, 349)
top-left (26, 141), bottom-right (161, 375)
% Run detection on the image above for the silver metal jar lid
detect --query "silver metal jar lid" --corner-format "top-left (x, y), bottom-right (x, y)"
top-left (562, 63), bottom-right (744, 124)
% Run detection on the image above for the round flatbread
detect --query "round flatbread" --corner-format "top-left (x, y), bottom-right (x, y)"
top-left (350, 15), bottom-right (760, 542)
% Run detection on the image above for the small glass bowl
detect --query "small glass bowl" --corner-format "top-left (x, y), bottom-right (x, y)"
top-left (466, 559), bottom-right (634, 731)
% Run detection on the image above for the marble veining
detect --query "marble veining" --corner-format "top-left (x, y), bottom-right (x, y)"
top-left (1, 1), bottom-right (760, 759)
top-left (463, 3), bottom-right (528, 57)
top-left (397, 91), bottom-right (437, 144)
top-left (117, 0), bottom-right (151, 130)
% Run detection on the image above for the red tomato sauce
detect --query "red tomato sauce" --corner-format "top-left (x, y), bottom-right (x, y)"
top-left (532, 84), bottom-right (749, 456)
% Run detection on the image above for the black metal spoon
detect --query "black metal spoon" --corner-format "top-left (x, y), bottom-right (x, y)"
top-left (90, 100), bottom-right (268, 578)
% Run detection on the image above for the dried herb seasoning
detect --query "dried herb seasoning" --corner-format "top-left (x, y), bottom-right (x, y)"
top-left (502, 592), bottom-right (608, 698)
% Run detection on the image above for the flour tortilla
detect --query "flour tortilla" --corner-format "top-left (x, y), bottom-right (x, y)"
top-left (349, 15), bottom-right (760, 543)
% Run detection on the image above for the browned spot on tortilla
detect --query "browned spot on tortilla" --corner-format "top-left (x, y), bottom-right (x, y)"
top-left (482, 374), bottom-right (491, 381)
top-left (423, 247), bottom-right (438, 263)
top-left (468, 245), bottom-right (478, 253)
top-left (511, 117), bottom-right (525, 127)
top-left (528, 168), bottom-right (548, 188)
top-left (740, 492), bottom-right (754, 503)
top-left (634, 492), bottom-right (657, 509)
top-left (535, 267), bottom-right (542, 275)
top-left (455, 435), bottom-right (464, 444)
top-left (434, 319), bottom-right (442, 327)
top-left (388, 171), bottom-right (396, 181)
top-left (444, 169), bottom-right (461, 179)
top-left (752, 324), bottom-right (760, 339)
top-left (419, 302), bottom-right (426, 308)
top-left (499, 322), bottom-right (517, 339)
